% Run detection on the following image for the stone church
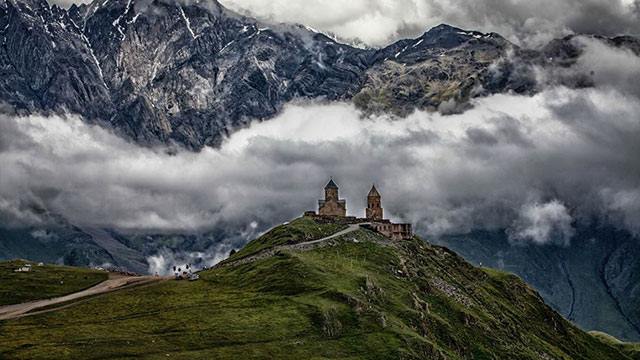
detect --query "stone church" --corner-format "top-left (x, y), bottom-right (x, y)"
top-left (318, 179), bottom-right (347, 216)
top-left (312, 179), bottom-right (413, 240)
top-left (366, 185), bottom-right (383, 220)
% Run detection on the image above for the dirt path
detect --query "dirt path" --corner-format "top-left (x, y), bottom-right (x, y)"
top-left (217, 224), bottom-right (376, 269)
top-left (0, 274), bottom-right (166, 321)
top-left (0, 225), bottom-right (379, 320)
top-left (299, 224), bottom-right (365, 245)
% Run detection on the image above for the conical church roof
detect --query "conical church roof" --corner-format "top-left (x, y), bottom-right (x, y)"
top-left (368, 184), bottom-right (380, 197)
top-left (325, 179), bottom-right (339, 189)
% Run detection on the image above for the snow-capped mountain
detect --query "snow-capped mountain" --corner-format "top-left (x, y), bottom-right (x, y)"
top-left (1, 0), bottom-right (543, 149)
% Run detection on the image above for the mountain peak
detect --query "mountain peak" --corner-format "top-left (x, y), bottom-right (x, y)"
top-left (425, 23), bottom-right (465, 34)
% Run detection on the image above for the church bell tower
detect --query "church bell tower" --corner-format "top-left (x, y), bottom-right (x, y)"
top-left (318, 178), bottom-right (347, 216)
top-left (366, 185), bottom-right (383, 220)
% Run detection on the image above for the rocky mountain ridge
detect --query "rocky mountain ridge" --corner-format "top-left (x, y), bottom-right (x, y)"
top-left (5, 0), bottom-right (637, 149)
top-left (437, 226), bottom-right (640, 342)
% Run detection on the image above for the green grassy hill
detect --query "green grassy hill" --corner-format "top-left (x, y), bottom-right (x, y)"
top-left (231, 217), bottom-right (348, 260)
top-left (0, 217), bottom-right (634, 359)
top-left (0, 260), bottom-right (108, 306)
top-left (590, 331), bottom-right (640, 359)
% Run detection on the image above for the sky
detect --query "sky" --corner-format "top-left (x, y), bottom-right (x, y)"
top-left (217, 0), bottom-right (640, 47)
top-left (49, 0), bottom-right (640, 48)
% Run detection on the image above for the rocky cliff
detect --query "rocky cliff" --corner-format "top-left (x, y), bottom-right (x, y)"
top-left (436, 226), bottom-right (640, 342)
top-left (0, 0), bottom-right (565, 148)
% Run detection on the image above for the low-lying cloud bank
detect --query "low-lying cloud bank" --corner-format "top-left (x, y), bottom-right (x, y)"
top-left (1, 85), bottom-right (639, 247)
top-left (147, 244), bottom-right (234, 275)
top-left (219, 0), bottom-right (640, 47)
top-left (1, 36), bottom-right (640, 252)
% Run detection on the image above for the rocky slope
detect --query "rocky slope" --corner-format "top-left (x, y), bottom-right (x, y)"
top-left (0, 218), bottom-right (241, 275)
top-left (354, 25), bottom-right (536, 116)
top-left (436, 225), bottom-right (640, 342)
top-left (2, 0), bottom-right (374, 148)
top-left (3, 0), bottom-right (640, 149)
top-left (0, 0), bottom-right (597, 149)
top-left (0, 217), bottom-right (633, 359)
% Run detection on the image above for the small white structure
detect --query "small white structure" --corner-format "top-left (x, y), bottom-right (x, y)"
top-left (14, 264), bottom-right (32, 272)
top-left (173, 264), bottom-right (200, 281)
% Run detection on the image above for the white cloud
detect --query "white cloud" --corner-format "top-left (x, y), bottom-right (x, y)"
top-left (147, 245), bottom-right (232, 275)
top-left (508, 200), bottom-right (575, 246)
top-left (1, 83), bottom-right (640, 248)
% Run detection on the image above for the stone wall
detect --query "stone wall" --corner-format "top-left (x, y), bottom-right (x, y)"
top-left (318, 199), bottom-right (346, 217)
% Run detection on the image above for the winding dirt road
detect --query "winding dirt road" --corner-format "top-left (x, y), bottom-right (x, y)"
top-left (0, 274), bottom-right (165, 321)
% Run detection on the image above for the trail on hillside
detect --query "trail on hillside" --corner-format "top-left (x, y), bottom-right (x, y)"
top-left (0, 274), bottom-right (166, 321)
top-left (217, 224), bottom-right (376, 268)
top-left (1, 225), bottom-right (368, 321)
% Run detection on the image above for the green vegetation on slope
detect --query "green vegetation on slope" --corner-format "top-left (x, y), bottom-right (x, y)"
top-left (0, 260), bottom-right (108, 306)
top-left (229, 216), bottom-right (347, 260)
top-left (591, 331), bottom-right (640, 359)
top-left (0, 220), bottom-right (632, 359)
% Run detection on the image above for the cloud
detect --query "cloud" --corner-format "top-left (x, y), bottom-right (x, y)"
top-left (2, 86), bottom-right (640, 247)
top-left (537, 36), bottom-right (640, 97)
top-left (47, 0), bottom-right (640, 48)
top-left (508, 200), bottom-right (575, 246)
top-left (1, 38), bottom-right (640, 248)
top-left (147, 244), bottom-right (233, 275)
top-left (218, 0), bottom-right (640, 47)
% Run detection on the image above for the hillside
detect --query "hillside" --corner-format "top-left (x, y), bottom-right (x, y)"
top-left (591, 331), bottom-right (640, 359)
top-left (0, 260), bottom-right (107, 306)
top-left (437, 228), bottom-right (640, 341)
top-left (0, 217), bottom-right (633, 359)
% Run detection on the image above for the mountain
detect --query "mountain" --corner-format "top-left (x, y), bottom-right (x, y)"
top-left (1, 0), bottom-right (544, 148)
top-left (435, 225), bottom-right (640, 342)
top-left (0, 216), bottom-right (241, 274)
top-left (354, 25), bottom-right (536, 116)
top-left (0, 216), bottom-right (634, 359)
top-left (3, 0), bottom-right (640, 348)
top-left (4, 0), bottom-right (639, 149)
top-left (3, 0), bottom-right (640, 149)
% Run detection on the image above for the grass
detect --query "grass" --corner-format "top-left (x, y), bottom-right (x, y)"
top-left (0, 220), bottom-right (634, 359)
top-left (0, 260), bottom-right (108, 306)
top-left (228, 217), bottom-right (347, 261)
top-left (591, 331), bottom-right (640, 359)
